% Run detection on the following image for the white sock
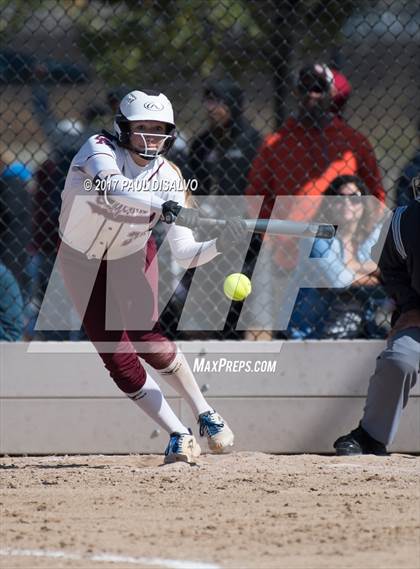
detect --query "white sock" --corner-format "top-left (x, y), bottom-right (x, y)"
top-left (158, 350), bottom-right (213, 419)
top-left (127, 373), bottom-right (189, 435)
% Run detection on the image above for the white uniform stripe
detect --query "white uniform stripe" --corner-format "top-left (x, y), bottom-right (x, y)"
top-left (391, 206), bottom-right (408, 260)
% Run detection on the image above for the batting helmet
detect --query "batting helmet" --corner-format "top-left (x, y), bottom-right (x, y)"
top-left (114, 89), bottom-right (176, 160)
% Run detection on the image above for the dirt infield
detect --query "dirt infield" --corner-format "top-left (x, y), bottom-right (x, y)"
top-left (1, 452), bottom-right (419, 569)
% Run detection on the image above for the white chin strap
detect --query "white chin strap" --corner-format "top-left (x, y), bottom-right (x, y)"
top-left (131, 132), bottom-right (171, 159)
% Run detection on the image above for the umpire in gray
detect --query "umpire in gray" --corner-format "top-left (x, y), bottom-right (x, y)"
top-left (334, 192), bottom-right (420, 455)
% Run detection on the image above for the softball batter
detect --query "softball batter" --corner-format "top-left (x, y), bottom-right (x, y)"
top-left (58, 89), bottom-right (247, 463)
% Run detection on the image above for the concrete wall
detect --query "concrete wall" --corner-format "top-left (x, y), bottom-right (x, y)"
top-left (0, 341), bottom-right (419, 454)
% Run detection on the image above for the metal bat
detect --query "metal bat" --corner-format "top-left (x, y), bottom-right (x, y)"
top-left (195, 217), bottom-right (336, 239)
top-left (163, 209), bottom-right (336, 239)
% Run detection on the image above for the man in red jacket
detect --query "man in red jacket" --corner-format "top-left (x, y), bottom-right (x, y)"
top-left (247, 63), bottom-right (384, 220)
top-left (244, 63), bottom-right (385, 337)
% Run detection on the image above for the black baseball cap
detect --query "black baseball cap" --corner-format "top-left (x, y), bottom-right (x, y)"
top-left (297, 64), bottom-right (334, 94)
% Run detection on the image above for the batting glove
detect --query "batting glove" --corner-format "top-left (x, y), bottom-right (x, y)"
top-left (216, 218), bottom-right (248, 253)
top-left (161, 200), bottom-right (200, 229)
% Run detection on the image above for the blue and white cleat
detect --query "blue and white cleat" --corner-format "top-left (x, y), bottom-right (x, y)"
top-left (198, 410), bottom-right (234, 453)
top-left (164, 430), bottom-right (201, 464)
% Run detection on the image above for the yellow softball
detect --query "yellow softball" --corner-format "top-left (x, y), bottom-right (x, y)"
top-left (223, 273), bottom-right (252, 302)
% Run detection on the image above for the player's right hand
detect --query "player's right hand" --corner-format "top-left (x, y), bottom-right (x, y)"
top-left (162, 200), bottom-right (200, 229)
top-left (162, 200), bottom-right (182, 223)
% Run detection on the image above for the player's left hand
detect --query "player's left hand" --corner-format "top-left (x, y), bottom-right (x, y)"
top-left (176, 207), bottom-right (200, 229)
top-left (389, 308), bottom-right (420, 337)
top-left (216, 218), bottom-right (248, 253)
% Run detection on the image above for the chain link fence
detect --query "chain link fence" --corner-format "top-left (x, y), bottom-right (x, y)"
top-left (0, 0), bottom-right (419, 342)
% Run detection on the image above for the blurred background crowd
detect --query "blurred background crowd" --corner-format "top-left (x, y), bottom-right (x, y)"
top-left (0, 0), bottom-right (419, 342)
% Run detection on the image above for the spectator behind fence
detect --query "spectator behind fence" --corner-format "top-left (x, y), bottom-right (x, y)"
top-left (0, 150), bottom-right (32, 301)
top-left (245, 63), bottom-right (385, 337)
top-left (0, 262), bottom-right (24, 341)
top-left (32, 78), bottom-right (86, 151)
top-left (29, 79), bottom-right (91, 339)
top-left (165, 78), bottom-right (261, 338)
top-left (396, 118), bottom-right (420, 207)
top-left (284, 175), bottom-right (391, 340)
top-left (28, 121), bottom-right (84, 339)
top-left (189, 78), bottom-right (262, 205)
top-left (0, 191), bottom-right (24, 341)
top-left (31, 121), bottom-right (82, 279)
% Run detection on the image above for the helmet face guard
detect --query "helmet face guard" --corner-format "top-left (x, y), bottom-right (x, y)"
top-left (113, 89), bottom-right (176, 159)
top-left (115, 117), bottom-right (176, 159)
top-left (131, 130), bottom-right (175, 160)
